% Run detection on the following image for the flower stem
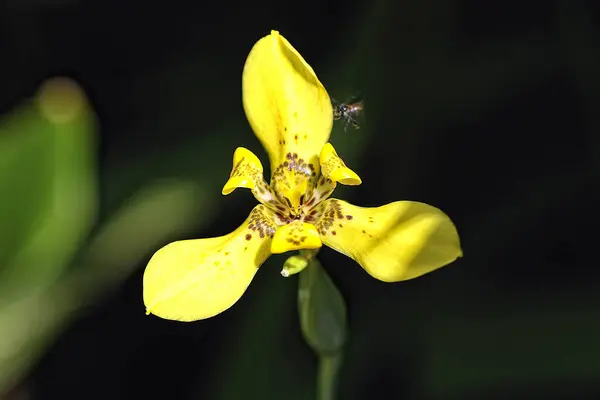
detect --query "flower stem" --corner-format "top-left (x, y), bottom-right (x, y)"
top-left (317, 353), bottom-right (343, 400)
top-left (296, 250), bottom-right (347, 400)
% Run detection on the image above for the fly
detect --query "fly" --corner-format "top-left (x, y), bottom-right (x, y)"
top-left (332, 96), bottom-right (364, 131)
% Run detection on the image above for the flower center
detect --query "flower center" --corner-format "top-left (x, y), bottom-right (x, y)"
top-left (269, 152), bottom-right (334, 224)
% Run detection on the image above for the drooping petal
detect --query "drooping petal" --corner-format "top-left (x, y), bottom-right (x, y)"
top-left (271, 220), bottom-right (322, 254)
top-left (222, 147), bottom-right (280, 205)
top-left (319, 143), bottom-right (361, 186)
top-left (315, 199), bottom-right (462, 282)
top-left (143, 205), bottom-right (278, 321)
top-left (242, 30), bottom-right (333, 176)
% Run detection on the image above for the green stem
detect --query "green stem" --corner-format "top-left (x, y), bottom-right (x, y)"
top-left (297, 250), bottom-right (347, 400)
top-left (317, 354), bottom-right (343, 400)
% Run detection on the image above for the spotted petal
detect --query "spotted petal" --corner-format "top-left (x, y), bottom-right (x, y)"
top-left (143, 205), bottom-right (278, 321)
top-left (271, 220), bottom-right (322, 254)
top-left (319, 143), bottom-right (361, 186)
top-left (222, 147), bottom-right (278, 205)
top-left (242, 30), bottom-right (333, 176)
top-left (315, 199), bottom-right (462, 282)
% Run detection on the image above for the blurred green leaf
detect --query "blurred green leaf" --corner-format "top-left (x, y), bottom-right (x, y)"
top-left (0, 78), bottom-right (98, 298)
top-left (0, 106), bottom-right (54, 273)
top-left (0, 284), bottom-right (74, 394)
top-left (298, 258), bottom-right (348, 356)
top-left (0, 78), bottom-right (219, 395)
top-left (0, 178), bottom-right (214, 395)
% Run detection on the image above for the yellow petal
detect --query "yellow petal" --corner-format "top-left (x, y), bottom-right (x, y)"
top-left (222, 147), bottom-right (279, 205)
top-left (143, 205), bottom-right (277, 321)
top-left (242, 30), bottom-right (332, 176)
top-left (319, 143), bottom-right (361, 186)
top-left (315, 199), bottom-right (462, 282)
top-left (222, 147), bottom-right (263, 194)
top-left (271, 220), bottom-right (322, 254)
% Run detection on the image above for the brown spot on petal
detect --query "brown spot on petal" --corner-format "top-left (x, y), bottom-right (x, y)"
top-left (315, 199), bottom-right (346, 236)
top-left (247, 206), bottom-right (277, 238)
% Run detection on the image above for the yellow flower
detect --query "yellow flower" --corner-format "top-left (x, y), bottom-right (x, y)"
top-left (143, 30), bottom-right (462, 322)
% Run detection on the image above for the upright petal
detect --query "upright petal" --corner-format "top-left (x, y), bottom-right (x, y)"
top-left (319, 143), bottom-right (361, 186)
top-left (222, 147), bottom-right (280, 206)
top-left (242, 30), bottom-right (333, 176)
top-left (143, 205), bottom-right (278, 321)
top-left (315, 199), bottom-right (462, 282)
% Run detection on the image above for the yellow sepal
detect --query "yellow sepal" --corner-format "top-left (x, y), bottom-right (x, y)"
top-left (316, 199), bottom-right (462, 282)
top-left (143, 205), bottom-right (277, 321)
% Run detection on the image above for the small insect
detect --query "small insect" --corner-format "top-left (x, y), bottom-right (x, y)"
top-left (332, 96), bottom-right (364, 131)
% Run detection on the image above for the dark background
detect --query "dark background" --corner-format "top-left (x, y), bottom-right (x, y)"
top-left (1, 0), bottom-right (599, 399)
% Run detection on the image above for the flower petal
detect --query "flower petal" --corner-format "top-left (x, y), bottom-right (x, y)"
top-left (242, 30), bottom-right (333, 175)
top-left (222, 147), bottom-right (280, 205)
top-left (143, 205), bottom-right (277, 321)
top-left (271, 220), bottom-right (322, 254)
top-left (319, 142), bottom-right (361, 186)
top-left (315, 199), bottom-right (462, 282)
